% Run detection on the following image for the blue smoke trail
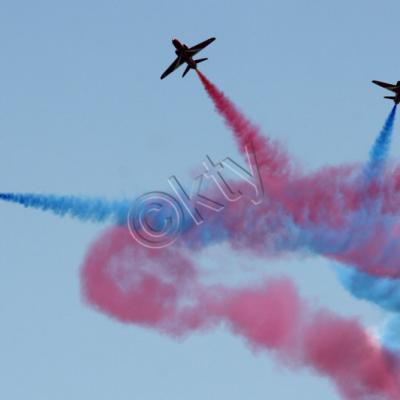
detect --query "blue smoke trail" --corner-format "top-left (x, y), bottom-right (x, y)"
top-left (335, 105), bottom-right (399, 349)
top-left (336, 264), bottom-right (400, 313)
top-left (381, 315), bottom-right (400, 351)
top-left (0, 193), bottom-right (131, 224)
top-left (335, 264), bottom-right (400, 350)
top-left (365, 105), bottom-right (397, 179)
top-left (335, 265), bottom-right (400, 350)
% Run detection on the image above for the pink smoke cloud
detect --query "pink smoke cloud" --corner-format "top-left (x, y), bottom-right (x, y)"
top-left (81, 226), bottom-right (400, 399)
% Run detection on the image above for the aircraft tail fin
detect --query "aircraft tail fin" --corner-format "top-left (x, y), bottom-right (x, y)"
top-left (384, 96), bottom-right (396, 100)
top-left (195, 58), bottom-right (208, 64)
top-left (182, 65), bottom-right (191, 78)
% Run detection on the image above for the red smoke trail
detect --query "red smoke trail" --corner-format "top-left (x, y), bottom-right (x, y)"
top-left (196, 70), bottom-right (291, 180)
top-left (195, 70), bottom-right (359, 228)
top-left (81, 227), bottom-right (400, 400)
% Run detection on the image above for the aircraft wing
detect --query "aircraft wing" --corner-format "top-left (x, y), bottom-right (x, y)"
top-left (187, 37), bottom-right (216, 55)
top-left (372, 80), bottom-right (397, 92)
top-left (160, 56), bottom-right (184, 79)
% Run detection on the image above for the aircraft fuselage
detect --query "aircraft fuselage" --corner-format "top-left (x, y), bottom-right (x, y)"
top-left (172, 39), bottom-right (197, 69)
top-left (388, 91), bottom-right (400, 105)
top-left (372, 80), bottom-right (400, 105)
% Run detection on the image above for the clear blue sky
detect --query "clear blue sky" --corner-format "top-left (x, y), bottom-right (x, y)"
top-left (0, 1), bottom-right (399, 399)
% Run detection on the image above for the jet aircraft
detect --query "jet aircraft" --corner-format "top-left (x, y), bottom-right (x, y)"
top-left (160, 37), bottom-right (215, 79)
top-left (372, 80), bottom-right (400, 104)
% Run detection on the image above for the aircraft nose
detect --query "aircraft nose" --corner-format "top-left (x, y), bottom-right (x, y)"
top-left (172, 38), bottom-right (180, 49)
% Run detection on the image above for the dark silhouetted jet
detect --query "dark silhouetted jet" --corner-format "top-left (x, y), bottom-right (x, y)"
top-left (160, 37), bottom-right (215, 79)
top-left (372, 80), bottom-right (400, 105)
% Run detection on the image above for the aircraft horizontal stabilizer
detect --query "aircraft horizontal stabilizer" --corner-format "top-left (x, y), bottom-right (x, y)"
top-left (195, 58), bottom-right (208, 64)
top-left (182, 65), bottom-right (191, 77)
